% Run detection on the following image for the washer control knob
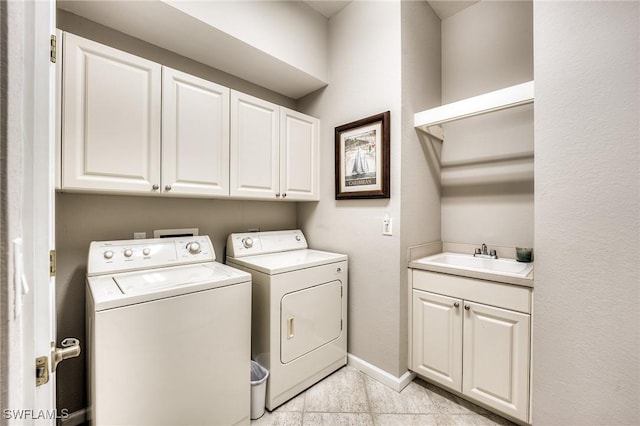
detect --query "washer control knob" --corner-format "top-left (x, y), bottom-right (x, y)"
top-left (243, 237), bottom-right (254, 249)
top-left (103, 250), bottom-right (114, 260)
top-left (188, 242), bottom-right (201, 254)
top-left (143, 248), bottom-right (151, 256)
top-left (124, 249), bottom-right (133, 258)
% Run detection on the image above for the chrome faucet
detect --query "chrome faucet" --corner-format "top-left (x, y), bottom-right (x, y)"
top-left (474, 243), bottom-right (498, 259)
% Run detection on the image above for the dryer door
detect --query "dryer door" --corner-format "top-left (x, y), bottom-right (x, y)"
top-left (280, 280), bottom-right (343, 364)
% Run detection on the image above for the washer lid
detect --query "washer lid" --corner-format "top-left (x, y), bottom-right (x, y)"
top-left (114, 264), bottom-right (230, 294)
top-left (227, 249), bottom-right (347, 274)
top-left (87, 262), bottom-right (251, 311)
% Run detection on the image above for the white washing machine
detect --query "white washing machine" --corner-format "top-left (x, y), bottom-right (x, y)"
top-left (226, 229), bottom-right (348, 410)
top-left (86, 235), bottom-right (252, 425)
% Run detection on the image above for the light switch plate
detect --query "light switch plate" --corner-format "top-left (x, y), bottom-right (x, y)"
top-left (383, 213), bottom-right (392, 236)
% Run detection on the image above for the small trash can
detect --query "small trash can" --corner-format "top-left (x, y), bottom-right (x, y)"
top-left (250, 360), bottom-right (269, 420)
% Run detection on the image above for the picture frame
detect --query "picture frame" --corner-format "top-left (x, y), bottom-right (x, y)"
top-left (335, 111), bottom-right (390, 200)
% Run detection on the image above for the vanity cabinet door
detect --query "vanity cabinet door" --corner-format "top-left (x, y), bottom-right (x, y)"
top-left (62, 32), bottom-right (161, 193)
top-left (412, 290), bottom-right (462, 392)
top-left (462, 301), bottom-right (530, 422)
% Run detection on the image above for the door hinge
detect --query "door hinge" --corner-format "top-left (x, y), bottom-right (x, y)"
top-left (36, 356), bottom-right (49, 386)
top-left (50, 34), bottom-right (57, 63)
top-left (49, 250), bottom-right (56, 277)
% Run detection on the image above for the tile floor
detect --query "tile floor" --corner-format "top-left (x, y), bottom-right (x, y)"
top-left (252, 366), bottom-right (515, 426)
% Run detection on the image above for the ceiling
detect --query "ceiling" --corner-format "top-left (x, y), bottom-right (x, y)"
top-left (304, 1), bottom-right (479, 20)
top-left (304, 1), bottom-right (351, 18)
top-left (427, 0), bottom-right (479, 20)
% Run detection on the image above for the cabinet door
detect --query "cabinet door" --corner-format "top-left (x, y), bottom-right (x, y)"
top-left (230, 91), bottom-right (279, 199)
top-left (279, 107), bottom-right (319, 201)
top-left (62, 33), bottom-right (161, 193)
top-left (463, 301), bottom-right (530, 422)
top-left (412, 290), bottom-right (462, 391)
top-left (162, 67), bottom-right (230, 197)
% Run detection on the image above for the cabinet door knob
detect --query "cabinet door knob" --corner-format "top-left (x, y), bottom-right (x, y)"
top-left (165, 185), bottom-right (172, 191)
top-left (453, 302), bottom-right (460, 308)
top-left (464, 305), bottom-right (471, 311)
top-left (152, 184), bottom-right (159, 191)
top-left (275, 193), bottom-right (281, 198)
top-left (282, 193), bottom-right (287, 198)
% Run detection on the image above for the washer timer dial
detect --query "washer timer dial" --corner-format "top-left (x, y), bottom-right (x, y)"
top-left (242, 237), bottom-right (254, 249)
top-left (187, 242), bottom-right (201, 254)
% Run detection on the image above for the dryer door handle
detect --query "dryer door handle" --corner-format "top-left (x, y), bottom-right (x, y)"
top-left (287, 317), bottom-right (295, 340)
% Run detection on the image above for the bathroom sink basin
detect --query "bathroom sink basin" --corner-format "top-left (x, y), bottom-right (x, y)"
top-left (415, 252), bottom-right (533, 278)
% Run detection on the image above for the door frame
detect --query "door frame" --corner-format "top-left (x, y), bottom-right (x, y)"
top-left (0, 0), bottom-right (57, 422)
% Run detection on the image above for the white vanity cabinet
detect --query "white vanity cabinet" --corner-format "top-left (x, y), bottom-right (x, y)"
top-left (62, 32), bottom-right (161, 193)
top-left (230, 91), bottom-right (319, 201)
top-left (410, 269), bottom-right (532, 423)
top-left (162, 67), bottom-right (230, 197)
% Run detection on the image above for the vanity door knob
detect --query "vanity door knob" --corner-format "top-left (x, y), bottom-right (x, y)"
top-left (464, 305), bottom-right (471, 311)
top-left (152, 184), bottom-right (159, 191)
top-left (453, 302), bottom-right (460, 308)
top-left (165, 185), bottom-right (172, 191)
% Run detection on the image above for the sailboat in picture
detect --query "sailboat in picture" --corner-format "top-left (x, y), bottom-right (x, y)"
top-left (351, 147), bottom-right (369, 176)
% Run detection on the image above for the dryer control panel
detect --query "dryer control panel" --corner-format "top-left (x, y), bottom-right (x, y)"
top-left (88, 235), bottom-right (215, 276)
top-left (227, 229), bottom-right (308, 258)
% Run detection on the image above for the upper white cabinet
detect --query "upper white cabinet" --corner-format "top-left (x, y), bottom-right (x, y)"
top-left (280, 107), bottom-right (319, 201)
top-left (230, 91), bottom-right (319, 201)
top-left (62, 32), bottom-right (161, 193)
top-left (230, 91), bottom-right (280, 199)
top-left (162, 67), bottom-right (230, 197)
top-left (60, 32), bottom-right (320, 201)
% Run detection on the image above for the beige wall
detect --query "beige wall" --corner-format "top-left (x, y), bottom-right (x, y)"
top-left (55, 10), bottom-right (301, 413)
top-left (297, 0), bottom-right (404, 376)
top-left (166, 0), bottom-right (329, 82)
top-left (533, 1), bottom-right (639, 423)
top-left (57, 10), bottom-right (296, 109)
top-left (399, 1), bottom-right (442, 373)
top-left (56, 193), bottom-right (296, 412)
top-left (297, 0), bottom-right (441, 378)
top-left (440, 0), bottom-right (534, 251)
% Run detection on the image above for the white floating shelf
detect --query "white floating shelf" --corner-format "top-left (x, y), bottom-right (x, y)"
top-left (414, 80), bottom-right (534, 140)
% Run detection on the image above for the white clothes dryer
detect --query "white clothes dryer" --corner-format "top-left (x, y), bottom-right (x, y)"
top-left (86, 235), bottom-right (251, 425)
top-left (226, 230), bottom-right (348, 410)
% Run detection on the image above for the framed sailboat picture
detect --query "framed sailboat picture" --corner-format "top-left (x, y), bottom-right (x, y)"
top-left (335, 111), bottom-right (390, 199)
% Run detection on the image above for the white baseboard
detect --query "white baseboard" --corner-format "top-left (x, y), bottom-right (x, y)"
top-left (347, 353), bottom-right (415, 392)
top-left (61, 408), bottom-right (87, 426)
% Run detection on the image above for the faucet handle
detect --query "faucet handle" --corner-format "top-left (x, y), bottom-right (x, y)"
top-left (474, 248), bottom-right (481, 256)
top-left (489, 249), bottom-right (497, 258)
